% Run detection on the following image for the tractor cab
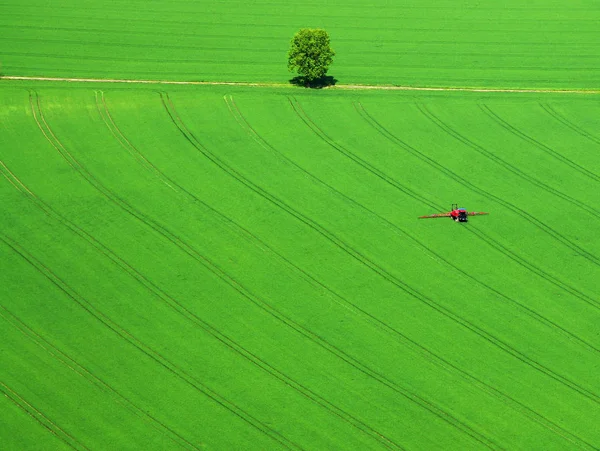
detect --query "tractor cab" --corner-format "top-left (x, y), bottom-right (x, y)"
top-left (451, 204), bottom-right (468, 222)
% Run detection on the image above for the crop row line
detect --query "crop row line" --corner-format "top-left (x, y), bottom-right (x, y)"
top-left (221, 94), bottom-right (596, 448)
top-left (1, 155), bottom-right (232, 451)
top-left (288, 96), bottom-right (600, 405)
top-left (0, 375), bottom-right (83, 450)
top-left (94, 91), bottom-right (403, 450)
top-left (25, 91), bottom-right (301, 450)
top-left (355, 102), bottom-right (600, 315)
top-left (160, 92), bottom-right (499, 449)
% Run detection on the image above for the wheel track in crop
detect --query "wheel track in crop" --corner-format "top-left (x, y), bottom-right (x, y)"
top-left (218, 94), bottom-right (598, 449)
top-left (0, 377), bottom-right (84, 450)
top-left (0, 159), bottom-right (290, 451)
top-left (418, 103), bottom-right (600, 268)
top-left (396, 104), bottom-right (600, 217)
top-left (228, 95), bottom-right (600, 358)
top-left (99, 90), bottom-right (595, 448)
top-left (286, 97), bottom-right (600, 404)
top-left (93, 91), bottom-right (404, 451)
top-left (0, 233), bottom-right (299, 450)
top-left (26, 91), bottom-right (304, 451)
top-left (159, 92), bottom-right (503, 450)
top-left (166, 92), bottom-right (600, 415)
top-left (0, 305), bottom-right (198, 451)
top-left (356, 102), bottom-right (600, 313)
top-left (1, 161), bottom-right (398, 451)
top-left (225, 95), bottom-right (600, 356)
top-left (540, 103), bottom-right (600, 147)
top-left (29, 88), bottom-right (484, 449)
top-left (479, 104), bottom-right (600, 183)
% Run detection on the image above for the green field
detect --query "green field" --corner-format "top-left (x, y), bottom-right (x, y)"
top-left (2, 0), bottom-right (600, 88)
top-left (2, 1), bottom-right (600, 450)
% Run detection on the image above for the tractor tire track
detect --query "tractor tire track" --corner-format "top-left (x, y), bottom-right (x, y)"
top-left (94, 93), bottom-right (404, 450)
top-left (0, 164), bottom-right (211, 451)
top-left (27, 92), bottom-right (303, 451)
top-left (285, 97), bottom-right (600, 405)
top-left (0, 234), bottom-right (299, 451)
top-left (0, 379), bottom-right (84, 450)
top-left (99, 89), bottom-right (594, 448)
top-left (419, 103), bottom-right (600, 267)
top-left (540, 103), bottom-right (600, 147)
top-left (375, 104), bottom-right (600, 218)
top-left (160, 92), bottom-right (501, 450)
top-left (218, 95), bottom-right (597, 449)
top-left (479, 104), bottom-right (600, 183)
top-left (356, 103), bottom-right (600, 313)
top-left (32, 89), bottom-right (473, 449)
top-left (229, 95), bottom-right (600, 357)
top-left (0, 306), bottom-right (198, 451)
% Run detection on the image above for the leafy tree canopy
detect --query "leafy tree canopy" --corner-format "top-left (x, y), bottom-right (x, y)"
top-left (288, 29), bottom-right (335, 86)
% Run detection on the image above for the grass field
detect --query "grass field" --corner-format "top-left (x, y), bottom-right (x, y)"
top-left (2, 0), bottom-right (600, 88)
top-left (2, 0), bottom-right (600, 450)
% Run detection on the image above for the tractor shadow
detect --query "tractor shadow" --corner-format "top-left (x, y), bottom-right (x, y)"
top-left (289, 75), bottom-right (338, 89)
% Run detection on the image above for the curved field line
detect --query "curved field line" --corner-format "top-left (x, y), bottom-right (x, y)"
top-left (3, 75), bottom-right (600, 94)
top-left (26, 92), bottom-right (302, 451)
top-left (94, 94), bottom-right (404, 450)
top-left (409, 106), bottom-right (600, 217)
top-left (0, 379), bottom-right (84, 450)
top-left (0, 306), bottom-right (198, 451)
top-left (160, 93), bottom-right (501, 450)
top-left (540, 103), bottom-right (600, 146)
top-left (0, 234), bottom-right (298, 450)
top-left (103, 89), bottom-right (594, 447)
top-left (223, 96), bottom-right (600, 358)
top-left (29, 89), bottom-right (488, 449)
top-left (227, 96), bottom-right (600, 357)
top-left (0, 162), bottom-right (255, 451)
top-left (356, 103), bottom-right (600, 313)
top-left (479, 104), bottom-right (600, 183)
top-left (286, 97), bottom-right (600, 403)
top-left (169, 92), bottom-right (600, 411)
top-left (419, 103), bottom-right (600, 267)
top-left (219, 95), bottom-right (598, 449)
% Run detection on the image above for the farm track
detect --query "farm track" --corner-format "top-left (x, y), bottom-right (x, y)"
top-left (164, 92), bottom-right (600, 412)
top-left (540, 103), bottom-right (600, 146)
top-left (94, 92), bottom-right (404, 450)
top-left (159, 92), bottom-right (504, 449)
top-left (26, 92), bottom-right (304, 451)
top-left (284, 98), bottom-right (600, 403)
top-left (479, 105), bottom-right (600, 183)
top-left (417, 103), bottom-right (600, 268)
top-left (217, 94), bottom-right (596, 448)
top-left (355, 103), bottom-right (600, 313)
top-left (2, 76), bottom-right (600, 94)
top-left (0, 375), bottom-right (84, 450)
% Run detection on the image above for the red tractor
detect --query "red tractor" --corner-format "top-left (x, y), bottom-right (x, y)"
top-left (419, 204), bottom-right (489, 223)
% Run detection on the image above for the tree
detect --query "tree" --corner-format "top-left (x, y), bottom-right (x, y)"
top-left (288, 29), bottom-right (335, 87)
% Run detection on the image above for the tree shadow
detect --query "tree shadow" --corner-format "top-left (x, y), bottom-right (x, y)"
top-left (289, 75), bottom-right (337, 89)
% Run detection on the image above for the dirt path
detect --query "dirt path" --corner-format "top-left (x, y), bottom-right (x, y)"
top-left (1, 75), bottom-right (599, 94)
